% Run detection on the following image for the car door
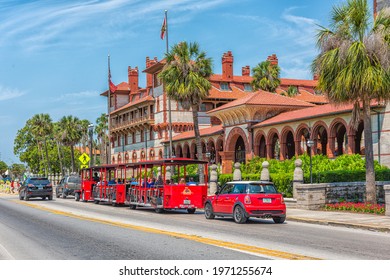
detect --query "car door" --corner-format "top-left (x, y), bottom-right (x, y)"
top-left (214, 183), bottom-right (234, 213)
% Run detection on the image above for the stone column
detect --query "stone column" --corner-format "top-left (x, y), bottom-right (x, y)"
top-left (293, 159), bottom-right (304, 199)
top-left (209, 164), bottom-right (218, 195)
top-left (260, 161), bottom-right (270, 181)
top-left (233, 162), bottom-right (242, 181)
top-left (385, 185), bottom-right (390, 217)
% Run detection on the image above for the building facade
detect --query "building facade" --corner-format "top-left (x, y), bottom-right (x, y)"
top-left (102, 50), bottom-right (390, 174)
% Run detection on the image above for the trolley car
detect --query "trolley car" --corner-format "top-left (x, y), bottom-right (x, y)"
top-left (79, 158), bottom-right (208, 214)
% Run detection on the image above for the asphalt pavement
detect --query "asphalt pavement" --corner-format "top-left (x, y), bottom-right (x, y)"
top-left (1, 191), bottom-right (390, 232)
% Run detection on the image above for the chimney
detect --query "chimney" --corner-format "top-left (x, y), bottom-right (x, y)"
top-left (242, 65), bottom-right (250, 76)
top-left (222, 51), bottom-right (234, 80)
top-left (267, 54), bottom-right (278, 66)
top-left (128, 66), bottom-right (139, 93)
top-left (145, 56), bottom-right (158, 88)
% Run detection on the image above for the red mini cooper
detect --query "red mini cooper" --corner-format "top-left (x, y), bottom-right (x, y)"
top-left (204, 181), bottom-right (286, 224)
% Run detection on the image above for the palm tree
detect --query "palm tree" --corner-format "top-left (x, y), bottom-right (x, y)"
top-left (53, 123), bottom-right (65, 176)
top-left (95, 113), bottom-right (108, 164)
top-left (158, 41), bottom-right (213, 184)
top-left (58, 116), bottom-right (83, 172)
top-left (29, 114), bottom-right (53, 176)
top-left (286, 86), bottom-right (299, 97)
top-left (312, 0), bottom-right (390, 203)
top-left (251, 60), bottom-right (281, 92)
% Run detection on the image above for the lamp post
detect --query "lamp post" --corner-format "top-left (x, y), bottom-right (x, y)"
top-left (306, 139), bottom-right (314, 184)
top-left (88, 123), bottom-right (94, 167)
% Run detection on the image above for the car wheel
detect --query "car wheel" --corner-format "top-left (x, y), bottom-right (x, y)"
top-left (48, 195), bottom-right (53, 200)
top-left (75, 192), bottom-right (80, 201)
top-left (187, 208), bottom-right (196, 214)
top-left (42, 196), bottom-right (46, 200)
top-left (62, 192), bottom-right (67, 199)
top-left (129, 204), bottom-right (136, 209)
top-left (155, 208), bottom-right (164, 213)
top-left (273, 216), bottom-right (286, 224)
top-left (19, 191), bottom-right (24, 200)
top-left (233, 206), bottom-right (248, 224)
top-left (56, 188), bottom-right (60, 198)
top-left (204, 203), bottom-right (215, 219)
top-left (24, 192), bottom-right (29, 201)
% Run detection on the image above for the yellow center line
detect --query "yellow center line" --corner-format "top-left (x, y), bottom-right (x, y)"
top-left (14, 200), bottom-right (321, 260)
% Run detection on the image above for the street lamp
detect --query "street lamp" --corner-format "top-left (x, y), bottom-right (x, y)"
top-left (88, 123), bottom-right (94, 167)
top-left (306, 139), bottom-right (314, 184)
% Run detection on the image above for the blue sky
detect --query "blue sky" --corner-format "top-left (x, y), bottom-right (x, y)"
top-left (0, 0), bottom-right (373, 165)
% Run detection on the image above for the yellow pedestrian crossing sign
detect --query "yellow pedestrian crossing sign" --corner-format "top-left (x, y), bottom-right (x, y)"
top-left (79, 153), bottom-right (90, 165)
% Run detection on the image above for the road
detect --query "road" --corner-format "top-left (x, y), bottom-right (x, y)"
top-left (1, 193), bottom-right (390, 260)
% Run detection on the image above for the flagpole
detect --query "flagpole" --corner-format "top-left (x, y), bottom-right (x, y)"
top-left (165, 10), bottom-right (173, 159)
top-left (107, 54), bottom-right (112, 164)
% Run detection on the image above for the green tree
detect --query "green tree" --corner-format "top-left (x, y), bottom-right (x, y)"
top-left (0, 161), bottom-right (7, 176)
top-left (29, 113), bottom-right (53, 176)
top-left (251, 60), bottom-right (281, 92)
top-left (312, 0), bottom-right (390, 203)
top-left (286, 86), bottom-right (299, 97)
top-left (58, 116), bottom-right (83, 172)
top-left (158, 41), bottom-right (213, 183)
top-left (9, 163), bottom-right (26, 178)
top-left (95, 113), bottom-right (108, 164)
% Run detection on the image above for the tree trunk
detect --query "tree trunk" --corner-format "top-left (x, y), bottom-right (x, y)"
top-left (56, 140), bottom-right (64, 176)
top-left (43, 138), bottom-right (51, 175)
top-left (70, 145), bottom-right (75, 173)
top-left (362, 99), bottom-right (376, 204)
top-left (192, 104), bottom-right (204, 184)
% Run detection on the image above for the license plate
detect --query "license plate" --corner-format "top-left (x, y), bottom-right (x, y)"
top-left (39, 186), bottom-right (43, 190)
top-left (263, 198), bottom-right (271, 203)
top-left (183, 199), bottom-right (191, 205)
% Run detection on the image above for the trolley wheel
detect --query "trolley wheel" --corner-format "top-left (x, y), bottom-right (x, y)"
top-left (187, 208), bottom-right (196, 214)
top-left (82, 192), bottom-right (87, 202)
top-left (94, 199), bottom-right (99, 204)
top-left (129, 204), bottom-right (136, 210)
top-left (75, 192), bottom-right (80, 201)
top-left (155, 208), bottom-right (164, 214)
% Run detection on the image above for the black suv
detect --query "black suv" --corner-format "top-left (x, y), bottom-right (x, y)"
top-left (56, 175), bottom-right (81, 199)
top-left (19, 177), bottom-right (53, 201)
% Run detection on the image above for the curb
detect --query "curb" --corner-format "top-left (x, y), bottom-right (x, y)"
top-left (287, 216), bottom-right (390, 233)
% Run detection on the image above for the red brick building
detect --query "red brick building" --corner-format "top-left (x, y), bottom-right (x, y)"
top-left (102, 50), bottom-right (390, 174)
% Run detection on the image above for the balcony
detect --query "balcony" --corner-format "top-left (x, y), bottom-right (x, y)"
top-left (111, 114), bottom-right (155, 131)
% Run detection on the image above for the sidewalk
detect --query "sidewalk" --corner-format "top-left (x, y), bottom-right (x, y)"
top-left (286, 206), bottom-right (390, 233)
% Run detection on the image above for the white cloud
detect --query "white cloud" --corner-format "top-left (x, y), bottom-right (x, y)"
top-left (0, 85), bottom-right (25, 101)
top-left (0, 0), bottom-right (231, 52)
top-left (51, 90), bottom-right (100, 102)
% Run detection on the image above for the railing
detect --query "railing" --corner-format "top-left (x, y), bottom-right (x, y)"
top-left (111, 114), bottom-right (155, 130)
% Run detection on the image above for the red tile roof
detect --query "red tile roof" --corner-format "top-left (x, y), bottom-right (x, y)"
top-left (166, 125), bottom-right (224, 142)
top-left (208, 91), bottom-right (314, 114)
top-left (253, 103), bottom-right (353, 128)
top-left (280, 78), bottom-right (318, 87)
top-left (209, 74), bottom-right (253, 83)
top-left (110, 95), bottom-right (154, 114)
top-left (294, 89), bottom-right (328, 104)
top-left (207, 86), bottom-right (249, 100)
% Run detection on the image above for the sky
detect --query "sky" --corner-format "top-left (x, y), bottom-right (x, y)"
top-left (0, 0), bottom-right (373, 165)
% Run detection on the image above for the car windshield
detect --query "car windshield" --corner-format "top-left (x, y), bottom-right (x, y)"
top-left (247, 184), bottom-right (277, 194)
top-left (30, 179), bottom-right (50, 185)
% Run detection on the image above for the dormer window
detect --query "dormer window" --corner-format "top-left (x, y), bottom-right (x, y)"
top-left (220, 82), bottom-right (230, 91)
top-left (244, 84), bottom-right (252, 92)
